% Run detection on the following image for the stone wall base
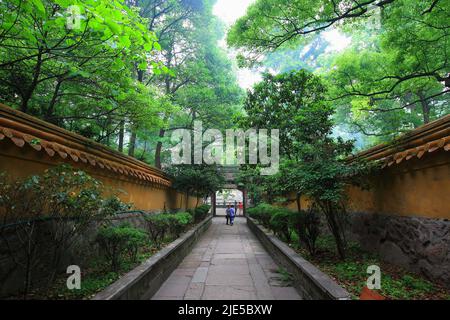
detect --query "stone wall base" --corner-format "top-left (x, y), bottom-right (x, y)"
top-left (349, 213), bottom-right (450, 288)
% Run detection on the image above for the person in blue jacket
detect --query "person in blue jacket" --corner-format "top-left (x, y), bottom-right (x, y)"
top-left (229, 205), bottom-right (236, 226)
top-left (225, 205), bottom-right (230, 225)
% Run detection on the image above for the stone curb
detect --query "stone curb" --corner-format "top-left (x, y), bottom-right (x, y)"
top-left (92, 215), bottom-right (213, 300)
top-left (247, 217), bottom-right (351, 300)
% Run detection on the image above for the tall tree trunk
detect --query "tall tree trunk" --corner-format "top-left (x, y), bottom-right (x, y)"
top-left (321, 200), bottom-right (347, 259)
top-left (418, 91), bottom-right (430, 124)
top-left (118, 120), bottom-right (125, 152)
top-left (21, 49), bottom-right (43, 113)
top-left (128, 70), bottom-right (145, 157)
top-left (45, 79), bottom-right (62, 123)
top-left (154, 128), bottom-right (165, 168)
top-left (154, 50), bottom-right (173, 168)
top-left (105, 115), bottom-right (111, 147)
top-left (196, 196), bottom-right (200, 208)
top-left (128, 131), bottom-right (137, 157)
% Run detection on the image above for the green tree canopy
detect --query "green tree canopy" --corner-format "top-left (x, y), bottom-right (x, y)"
top-left (227, 0), bottom-right (449, 145)
top-left (243, 70), bottom-right (330, 158)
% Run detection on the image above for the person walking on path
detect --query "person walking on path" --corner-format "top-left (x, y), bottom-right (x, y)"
top-left (237, 201), bottom-right (243, 215)
top-left (225, 204), bottom-right (231, 225)
top-left (229, 205), bottom-right (236, 226)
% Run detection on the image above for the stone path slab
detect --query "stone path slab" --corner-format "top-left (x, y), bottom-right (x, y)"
top-left (152, 217), bottom-right (302, 300)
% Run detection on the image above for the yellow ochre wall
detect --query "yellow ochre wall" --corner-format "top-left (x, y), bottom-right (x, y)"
top-left (283, 148), bottom-right (450, 220)
top-left (345, 149), bottom-right (450, 219)
top-left (280, 114), bottom-right (450, 220)
top-left (0, 104), bottom-right (202, 212)
top-left (0, 133), bottom-right (198, 212)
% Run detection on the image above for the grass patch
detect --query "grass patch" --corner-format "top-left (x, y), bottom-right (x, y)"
top-left (20, 233), bottom-right (185, 299)
top-left (276, 267), bottom-right (294, 287)
top-left (22, 242), bottom-right (157, 300)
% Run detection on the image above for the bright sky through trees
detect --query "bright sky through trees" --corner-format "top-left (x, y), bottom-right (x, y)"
top-left (213, 0), bottom-right (261, 89)
top-left (213, 0), bottom-right (352, 89)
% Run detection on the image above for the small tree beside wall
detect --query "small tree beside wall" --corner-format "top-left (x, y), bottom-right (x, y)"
top-left (167, 164), bottom-right (225, 209)
top-left (238, 69), bottom-right (373, 260)
top-left (0, 165), bottom-right (130, 297)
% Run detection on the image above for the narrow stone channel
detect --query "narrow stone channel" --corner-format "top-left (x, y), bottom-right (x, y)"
top-left (152, 217), bottom-right (302, 300)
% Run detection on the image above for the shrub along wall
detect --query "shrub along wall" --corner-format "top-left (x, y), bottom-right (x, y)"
top-left (93, 213), bottom-right (212, 300)
top-left (0, 211), bottom-right (138, 297)
top-left (0, 202), bottom-right (212, 298)
top-left (281, 116), bottom-right (450, 287)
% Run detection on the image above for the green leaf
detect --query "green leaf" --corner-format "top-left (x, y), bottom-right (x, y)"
top-left (119, 35), bottom-right (131, 48)
top-left (153, 42), bottom-right (161, 51)
top-left (138, 62), bottom-right (147, 71)
top-left (33, 0), bottom-right (46, 14)
top-left (143, 42), bottom-right (152, 51)
top-left (105, 18), bottom-right (122, 34)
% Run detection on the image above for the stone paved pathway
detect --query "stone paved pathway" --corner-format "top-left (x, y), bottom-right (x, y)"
top-left (152, 217), bottom-right (302, 300)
